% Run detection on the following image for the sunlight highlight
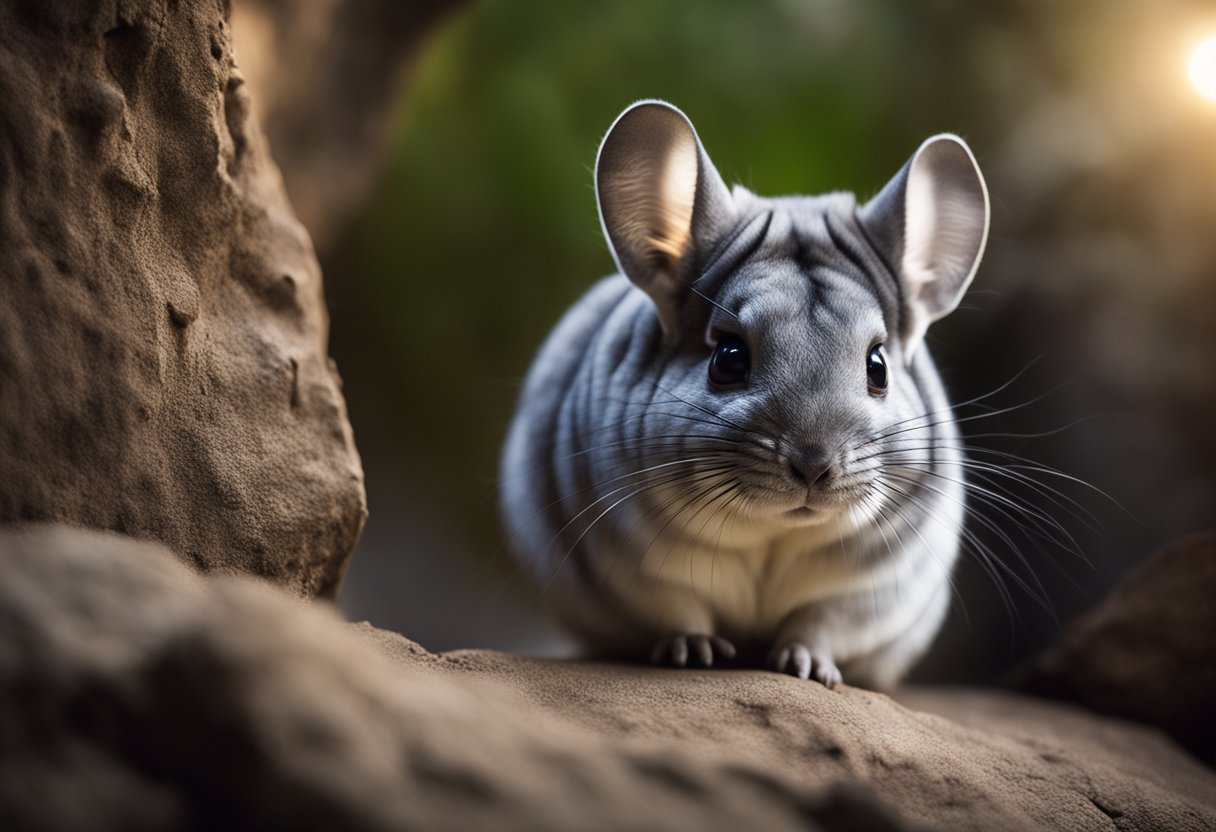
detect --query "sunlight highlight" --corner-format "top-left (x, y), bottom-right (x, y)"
top-left (1188, 36), bottom-right (1216, 102)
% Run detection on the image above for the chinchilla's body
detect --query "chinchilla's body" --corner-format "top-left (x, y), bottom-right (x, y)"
top-left (500, 101), bottom-right (989, 688)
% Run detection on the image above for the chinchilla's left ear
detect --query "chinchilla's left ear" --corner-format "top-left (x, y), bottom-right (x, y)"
top-left (595, 100), bottom-right (737, 336)
top-left (858, 135), bottom-right (990, 356)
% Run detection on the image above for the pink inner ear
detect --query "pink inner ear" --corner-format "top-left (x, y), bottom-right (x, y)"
top-left (901, 137), bottom-right (989, 329)
top-left (602, 126), bottom-right (698, 277)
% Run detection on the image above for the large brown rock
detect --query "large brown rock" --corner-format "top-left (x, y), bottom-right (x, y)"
top-left (0, 0), bottom-right (365, 595)
top-left (2, 525), bottom-right (1213, 832)
top-left (1020, 532), bottom-right (1216, 763)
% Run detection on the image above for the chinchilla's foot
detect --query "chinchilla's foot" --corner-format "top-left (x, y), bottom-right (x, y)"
top-left (649, 633), bottom-right (737, 668)
top-left (768, 643), bottom-right (842, 689)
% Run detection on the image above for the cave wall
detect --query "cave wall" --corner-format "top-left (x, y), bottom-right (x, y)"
top-left (0, 0), bottom-right (365, 596)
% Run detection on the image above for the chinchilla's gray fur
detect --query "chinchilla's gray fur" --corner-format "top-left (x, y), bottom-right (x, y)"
top-left (500, 100), bottom-right (990, 688)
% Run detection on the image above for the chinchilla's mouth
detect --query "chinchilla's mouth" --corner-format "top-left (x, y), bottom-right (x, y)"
top-left (735, 470), bottom-right (871, 520)
top-left (775, 483), bottom-right (871, 518)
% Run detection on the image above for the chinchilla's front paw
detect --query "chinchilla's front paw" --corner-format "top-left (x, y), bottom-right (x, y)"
top-left (768, 642), bottom-right (842, 689)
top-left (650, 633), bottom-right (737, 668)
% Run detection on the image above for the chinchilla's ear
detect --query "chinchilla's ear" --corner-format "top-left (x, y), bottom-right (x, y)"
top-left (858, 135), bottom-right (989, 356)
top-left (596, 100), bottom-right (736, 335)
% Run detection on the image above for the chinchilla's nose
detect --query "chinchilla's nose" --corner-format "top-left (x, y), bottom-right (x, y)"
top-left (786, 444), bottom-right (835, 488)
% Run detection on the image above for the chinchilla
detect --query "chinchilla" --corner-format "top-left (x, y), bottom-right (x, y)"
top-left (499, 100), bottom-right (989, 689)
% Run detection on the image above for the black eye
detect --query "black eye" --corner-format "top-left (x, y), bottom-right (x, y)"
top-left (867, 344), bottom-right (888, 394)
top-left (709, 334), bottom-right (749, 387)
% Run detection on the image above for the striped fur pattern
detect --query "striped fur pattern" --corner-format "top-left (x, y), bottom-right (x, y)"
top-left (500, 102), bottom-right (989, 689)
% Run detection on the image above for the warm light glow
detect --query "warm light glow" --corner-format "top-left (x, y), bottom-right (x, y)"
top-left (1189, 36), bottom-right (1216, 102)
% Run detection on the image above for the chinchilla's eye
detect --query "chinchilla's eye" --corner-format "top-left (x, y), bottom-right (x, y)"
top-left (709, 333), bottom-right (749, 387)
top-left (867, 344), bottom-right (888, 395)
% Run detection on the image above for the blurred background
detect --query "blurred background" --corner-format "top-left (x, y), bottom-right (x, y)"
top-left (237, 0), bottom-right (1216, 683)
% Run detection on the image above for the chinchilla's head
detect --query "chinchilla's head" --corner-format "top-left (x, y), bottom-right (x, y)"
top-left (595, 100), bottom-right (989, 527)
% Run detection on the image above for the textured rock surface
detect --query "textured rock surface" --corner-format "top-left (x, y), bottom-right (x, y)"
top-left (3, 526), bottom-right (1214, 832)
top-left (0, 0), bottom-right (365, 595)
top-left (1020, 532), bottom-right (1216, 763)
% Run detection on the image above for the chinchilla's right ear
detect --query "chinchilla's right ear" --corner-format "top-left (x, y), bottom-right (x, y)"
top-left (858, 135), bottom-right (990, 357)
top-left (596, 100), bottom-right (737, 335)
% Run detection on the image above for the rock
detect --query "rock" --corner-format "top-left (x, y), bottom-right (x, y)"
top-left (3, 525), bottom-right (1213, 832)
top-left (0, 1), bottom-right (366, 596)
top-left (1019, 532), bottom-right (1216, 763)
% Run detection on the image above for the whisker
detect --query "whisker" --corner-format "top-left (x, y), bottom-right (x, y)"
top-left (648, 379), bottom-right (752, 435)
top-left (688, 481), bottom-right (741, 606)
top-left (543, 466), bottom-right (735, 595)
top-left (879, 475), bottom-right (1058, 622)
top-left (860, 485), bottom-right (969, 624)
top-left (869, 381), bottom-right (1077, 446)
top-left (496, 460), bottom-right (734, 599)
top-left (864, 354), bottom-right (1046, 441)
top-left (854, 439), bottom-right (1124, 520)
top-left (503, 454), bottom-right (731, 545)
top-left (873, 479), bottom-right (1023, 633)
top-left (885, 464), bottom-right (1090, 565)
top-left (644, 476), bottom-right (737, 605)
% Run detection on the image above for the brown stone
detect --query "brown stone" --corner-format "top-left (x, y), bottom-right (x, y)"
top-left (2, 525), bottom-right (1212, 832)
top-left (0, 0), bottom-right (366, 596)
top-left (1019, 532), bottom-right (1216, 763)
